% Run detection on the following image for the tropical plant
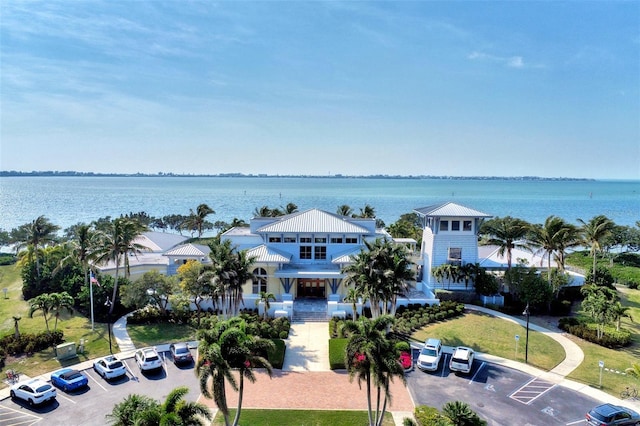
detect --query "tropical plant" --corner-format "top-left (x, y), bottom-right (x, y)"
top-left (13, 316), bottom-right (21, 339)
top-left (28, 293), bottom-right (53, 333)
top-left (580, 284), bottom-right (618, 339)
top-left (442, 401), bottom-right (487, 426)
top-left (344, 287), bottom-right (361, 320)
top-left (107, 393), bottom-right (159, 425)
top-left (343, 315), bottom-right (406, 426)
top-left (49, 291), bottom-right (74, 331)
top-left (282, 202), bottom-right (299, 214)
top-left (178, 260), bottom-right (213, 327)
top-left (14, 216), bottom-right (60, 278)
top-left (127, 386), bottom-right (212, 426)
top-left (528, 216), bottom-right (580, 285)
top-left (256, 291), bottom-right (276, 319)
top-left (611, 301), bottom-right (632, 331)
top-left (93, 217), bottom-right (147, 314)
top-left (625, 363), bottom-right (640, 379)
top-left (209, 238), bottom-right (255, 318)
top-left (183, 203), bottom-right (216, 238)
top-left (196, 318), bottom-right (274, 426)
top-left (122, 270), bottom-right (176, 314)
top-left (337, 204), bottom-right (354, 217)
top-left (577, 215), bottom-right (615, 279)
top-left (479, 216), bottom-right (530, 271)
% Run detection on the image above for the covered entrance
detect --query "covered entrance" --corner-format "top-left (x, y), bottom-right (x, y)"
top-left (297, 278), bottom-right (326, 298)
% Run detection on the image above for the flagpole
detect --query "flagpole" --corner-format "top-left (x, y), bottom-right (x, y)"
top-left (90, 270), bottom-right (95, 331)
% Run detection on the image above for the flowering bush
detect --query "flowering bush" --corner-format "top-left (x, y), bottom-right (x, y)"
top-left (399, 351), bottom-right (412, 371)
top-left (354, 352), bottom-right (367, 368)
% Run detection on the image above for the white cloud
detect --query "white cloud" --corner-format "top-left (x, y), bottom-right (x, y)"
top-left (469, 51), bottom-right (533, 69)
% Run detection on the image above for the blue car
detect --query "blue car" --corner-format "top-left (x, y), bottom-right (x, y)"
top-left (50, 368), bottom-right (88, 392)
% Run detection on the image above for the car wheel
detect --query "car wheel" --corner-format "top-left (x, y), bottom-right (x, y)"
top-left (63, 385), bottom-right (68, 392)
top-left (9, 391), bottom-right (15, 399)
top-left (28, 399), bottom-right (34, 406)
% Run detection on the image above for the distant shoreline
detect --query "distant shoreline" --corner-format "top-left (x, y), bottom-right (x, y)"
top-left (0, 171), bottom-right (594, 181)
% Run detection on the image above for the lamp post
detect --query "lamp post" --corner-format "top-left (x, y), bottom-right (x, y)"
top-left (523, 303), bottom-right (530, 364)
top-left (104, 297), bottom-right (113, 354)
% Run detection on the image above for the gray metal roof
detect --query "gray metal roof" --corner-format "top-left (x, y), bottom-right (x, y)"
top-left (414, 202), bottom-right (491, 218)
top-left (163, 243), bottom-right (211, 257)
top-left (136, 232), bottom-right (189, 252)
top-left (246, 245), bottom-right (292, 263)
top-left (256, 208), bottom-right (371, 234)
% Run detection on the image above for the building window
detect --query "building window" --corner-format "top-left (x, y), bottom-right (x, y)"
top-left (345, 237), bottom-right (358, 244)
top-left (284, 236), bottom-right (297, 243)
top-left (448, 248), bottom-right (462, 266)
top-left (440, 220), bottom-right (449, 231)
top-left (451, 221), bottom-right (460, 231)
top-left (252, 268), bottom-right (267, 294)
top-left (300, 246), bottom-right (312, 259)
top-left (315, 237), bottom-right (327, 243)
top-left (314, 246), bottom-right (327, 260)
top-left (269, 236), bottom-right (282, 243)
top-left (331, 237), bottom-right (343, 244)
top-left (300, 237), bottom-right (312, 243)
top-left (463, 221), bottom-right (472, 231)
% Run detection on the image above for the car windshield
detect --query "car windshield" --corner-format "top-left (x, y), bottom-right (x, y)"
top-left (452, 356), bottom-right (469, 365)
top-left (36, 384), bottom-right (52, 392)
top-left (146, 355), bottom-right (159, 361)
top-left (62, 372), bottom-right (82, 380)
top-left (108, 361), bottom-right (123, 369)
top-left (175, 347), bottom-right (189, 354)
top-left (421, 348), bottom-right (437, 357)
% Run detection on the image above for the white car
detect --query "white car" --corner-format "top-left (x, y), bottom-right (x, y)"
top-left (417, 338), bottom-right (442, 372)
top-left (449, 346), bottom-right (475, 374)
top-left (135, 347), bottom-right (163, 372)
top-left (10, 378), bottom-right (57, 406)
top-left (93, 355), bottom-right (127, 380)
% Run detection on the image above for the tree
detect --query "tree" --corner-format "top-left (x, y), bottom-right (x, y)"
top-left (442, 401), bottom-right (487, 426)
top-left (93, 218), bottom-right (147, 314)
top-left (611, 301), bottom-right (632, 331)
top-left (282, 202), bottom-right (298, 214)
top-left (255, 291), bottom-right (276, 319)
top-left (344, 287), bottom-right (361, 320)
top-left (107, 394), bottom-right (158, 426)
top-left (184, 203), bottom-right (216, 238)
top-left (528, 216), bottom-right (580, 285)
top-left (337, 205), bottom-right (354, 217)
top-left (343, 315), bottom-right (406, 426)
top-left (479, 216), bottom-right (530, 271)
top-left (209, 239), bottom-right (255, 318)
top-left (178, 260), bottom-right (213, 327)
top-left (15, 216), bottom-right (60, 279)
top-left (28, 293), bottom-right (53, 333)
top-left (577, 215), bottom-right (615, 279)
top-left (196, 318), bottom-right (274, 426)
top-left (580, 284), bottom-right (618, 339)
top-left (122, 270), bottom-right (176, 314)
top-left (13, 316), bottom-right (21, 339)
top-left (49, 291), bottom-right (74, 331)
top-left (129, 386), bottom-right (212, 426)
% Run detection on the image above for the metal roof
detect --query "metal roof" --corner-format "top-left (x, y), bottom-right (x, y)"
top-left (163, 243), bottom-right (211, 257)
top-left (137, 231), bottom-right (189, 252)
top-left (332, 248), bottom-right (361, 264)
top-left (246, 245), bottom-right (292, 263)
top-left (256, 208), bottom-right (372, 234)
top-left (414, 202), bottom-right (491, 218)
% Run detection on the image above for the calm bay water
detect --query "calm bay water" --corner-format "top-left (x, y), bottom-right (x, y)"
top-left (0, 177), bottom-right (638, 233)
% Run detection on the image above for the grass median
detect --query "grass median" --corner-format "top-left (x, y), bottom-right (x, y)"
top-left (212, 409), bottom-right (394, 425)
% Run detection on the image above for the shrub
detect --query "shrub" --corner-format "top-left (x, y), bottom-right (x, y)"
top-left (267, 339), bottom-right (286, 369)
top-left (0, 330), bottom-right (64, 356)
top-left (549, 299), bottom-right (572, 316)
top-left (559, 322), bottom-right (632, 348)
top-left (395, 341), bottom-right (411, 353)
top-left (329, 338), bottom-right (348, 370)
top-left (414, 405), bottom-right (452, 426)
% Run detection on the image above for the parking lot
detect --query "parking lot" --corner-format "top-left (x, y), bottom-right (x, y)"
top-left (407, 350), bottom-right (598, 426)
top-left (0, 350), bottom-right (202, 426)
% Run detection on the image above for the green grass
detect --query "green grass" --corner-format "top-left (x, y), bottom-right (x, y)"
top-left (566, 251), bottom-right (640, 284)
top-left (412, 311), bottom-right (565, 371)
top-left (212, 409), bottom-right (395, 425)
top-left (127, 322), bottom-right (197, 347)
top-left (329, 338), bottom-right (347, 370)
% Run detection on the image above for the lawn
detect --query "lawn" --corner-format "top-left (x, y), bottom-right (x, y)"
top-left (127, 322), bottom-right (197, 348)
top-left (212, 409), bottom-right (395, 426)
top-left (412, 310), bottom-right (566, 372)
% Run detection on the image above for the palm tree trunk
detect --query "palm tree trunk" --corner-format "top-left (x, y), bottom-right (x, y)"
top-left (366, 373), bottom-right (373, 426)
top-left (377, 394), bottom-right (389, 426)
top-left (232, 374), bottom-right (244, 426)
top-left (374, 385), bottom-right (382, 426)
top-left (110, 258), bottom-right (120, 315)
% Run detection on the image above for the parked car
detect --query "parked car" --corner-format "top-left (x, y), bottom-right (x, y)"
top-left (135, 347), bottom-right (163, 372)
top-left (586, 403), bottom-right (640, 425)
top-left (417, 338), bottom-right (442, 372)
top-left (170, 342), bottom-right (193, 365)
top-left (93, 355), bottom-right (127, 380)
top-left (50, 368), bottom-right (88, 392)
top-left (449, 346), bottom-right (475, 374)
top-left (10, 378), bottom-right (57, 406)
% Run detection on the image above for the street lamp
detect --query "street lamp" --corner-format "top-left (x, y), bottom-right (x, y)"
top-left (523, 303), bottom-right (530, 364)
top-left (104, 297), bottom-right (113, 354)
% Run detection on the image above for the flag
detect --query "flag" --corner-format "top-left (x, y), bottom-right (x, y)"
top-left (90, 271), bottom-right (101, 287)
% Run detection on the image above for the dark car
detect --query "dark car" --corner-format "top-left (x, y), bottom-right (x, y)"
top-left (51, 368), bottom-right (88, 392)
top-left (586, 403), bottom-right (640, 425)
top-left (170, 342), bottom-right (193, 365)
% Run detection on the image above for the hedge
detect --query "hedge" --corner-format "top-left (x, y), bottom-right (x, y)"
top-left (329, 338), bottom-right (348, 370)
top-left (558, 317), bottom-right (632, 348)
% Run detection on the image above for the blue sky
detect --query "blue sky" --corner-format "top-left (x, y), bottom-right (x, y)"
top-left (1, 1), bottom-right (638, 179)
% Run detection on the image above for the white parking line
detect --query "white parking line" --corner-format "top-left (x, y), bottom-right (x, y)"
top-left (122, 359), bottom-right (137, 381)
top-left (162, 351), bottom-right (169, 378)
top-left (469, 361), bottom-right (486, 384)
top-left (85, 369), bottom-right (108, 392)
top-left (56, 393), bottom-right (76, 404)
top-left (565, 419), bottom-right (586, 425)
top-left (0, 403), bottom-right (43, 425)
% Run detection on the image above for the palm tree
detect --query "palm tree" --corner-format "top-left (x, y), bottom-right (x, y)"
top-left (107, 393), bottom-right (158, 426)
top-left (132, 386), bottom-right (212, 426)
top-left (343, 315), bottom-right (406, 426)
top-left (442, 401), bottom-right (487, 425)
top-left (93, 218), bottom-right (147, 314)
top-left (577, 215), bottom-right (615, 279)
top-left (209, 239), bottom-right (255, 318)
top-left (357, 204), bottom-right (376, 218)
top-left (282, 202), bottom-right (298, 214)
top-left (256, 291), bottom-right (276, 319)
top-left (253, 205), bottom-right (272, 218)
top-left (13, 316), bottom-right (21, 339)
top-left (50, 291), bottom-right (74, 331)
top-left (479, 216), bottom-right (530, 271)
top-left (197, 318), bottom-right (274, 426)
top-left (15, 216), bottom-right (60, 278)
top-left (186, 203), bottom-right (215, 238)
top-left (337, 205), bottom-right (354, 217)
top-left (54, 224), bottom-right (98, 305)
top-left (28, 293), bottom-right (53, 333)
top-left (625, 363), bottom-right (640, 379)
top-left (611, 301), bottom-right (632, 331)
top-left (344, 288), bottom-right (361, 320)
top-left (528, 216), bottom-right (579, 285)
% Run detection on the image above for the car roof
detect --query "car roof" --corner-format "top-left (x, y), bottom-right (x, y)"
top-left (592, 404), bottom-right (626, 416)
top-left (172, 342), bottom-right (188, 348)
top-left (453, 347), bottom-right (473, 357)
top-left (425, 338), bottom-right (441, 347)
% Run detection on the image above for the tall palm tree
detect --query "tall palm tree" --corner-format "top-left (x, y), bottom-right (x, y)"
top-left (209, 239), bottom-right (255, 318)
top-left (577, 215), bottom-right (615, 279)
top-left (358, 204), bottom-right (376, 218)
top-left (93, 218), bottom-right (147, 314)
top-left (343, 315), bottom-right (405, 426)
top-left (337, 205), bottom-right (354, 217)
top-left (186, 203), bottom-right (215, 238)
top-left (344, 288), bottom-right (361, 320)
top-left (197, 318), bottom-right (274, 426)
top-left (16, 216), bottom-right (60, 278)
top-left (256, 291), bottom-right (276, 319)
top-left (611, 301), bottom-right (632, 331)
top-left (49, 291), bottom-right (74, 331)
top-left (479, 216), bottom-right (530, 270)
top-left (132, 386), bottom-right (212, 426)
top-left (28, 293), bottom-right (53, 333)
top-left (252, 205), bottom-right (272, 218)
top-left (528, 216), bottom-right (579, 285)
top-left (54, 224), bottom-right (99, 301)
